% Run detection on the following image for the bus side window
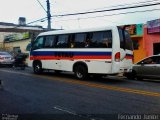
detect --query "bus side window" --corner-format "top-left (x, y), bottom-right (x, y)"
top-left (44, 36), bottom-right (56, 48)
top-left (104, 31), bottom-right (112, 48)
top-left (56, 34), bottom-right (69, 48)
top-left (91, 31), bottom-right (112, 48)
top-left (92, 31), bottom-right (102, 48)
top-left (68, 34), bottom-right (75, 48)
top-left (84, 32), bottom-right (92, 48)
top-left (84, 38), bottom-right (91, 48)
top-left (75, 33), bottom-right (86, 48)
top-left (102, 39), bottom-right (109, 47)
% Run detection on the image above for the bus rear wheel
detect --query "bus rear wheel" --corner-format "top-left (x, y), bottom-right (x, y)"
top-left (33, 62), bottom-right (42, 74)
top-left (74, 65), bottom-right (88, 80)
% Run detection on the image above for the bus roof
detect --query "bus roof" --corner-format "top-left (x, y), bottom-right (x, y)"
top-left (38, 26), bottom-right (118, 36)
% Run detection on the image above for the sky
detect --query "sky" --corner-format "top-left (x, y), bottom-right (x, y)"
top-left (0, 0), bottom-right (160, 30)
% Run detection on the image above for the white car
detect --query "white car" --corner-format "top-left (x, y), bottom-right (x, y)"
top-left (0, 51), bottom-right (14, 67)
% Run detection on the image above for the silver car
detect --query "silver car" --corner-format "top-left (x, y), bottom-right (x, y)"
top-left (0, 51), bottom-right (14, 67)
top-left (125, 55), bottom-right (160, 80)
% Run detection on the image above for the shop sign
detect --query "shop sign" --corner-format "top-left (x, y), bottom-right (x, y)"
top-left (4, 32), bottom-right (30, 42)
top-left (124, 24), bottom-right (143, 36)
top-left (147, 19), bottom-right (160, 33)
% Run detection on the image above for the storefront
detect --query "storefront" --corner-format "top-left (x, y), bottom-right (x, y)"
top-left (144, 19), bottom-right (160, 56)
top-left (124, 24), bottom-right (146, 63)
top-left (4, 32), bottom-right (31, 53)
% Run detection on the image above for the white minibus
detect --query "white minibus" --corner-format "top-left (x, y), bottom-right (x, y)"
top-left (28, 26), bottom-right (133, 79)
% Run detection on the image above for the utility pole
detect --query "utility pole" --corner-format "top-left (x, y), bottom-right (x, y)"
top-left (46, 0), bottom-right (51, 30)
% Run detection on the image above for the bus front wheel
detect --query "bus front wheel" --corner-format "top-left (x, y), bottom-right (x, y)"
top-left (33, 62), bottom-right (42, 74)
top-left (74, 65), bottom-right (88, 80)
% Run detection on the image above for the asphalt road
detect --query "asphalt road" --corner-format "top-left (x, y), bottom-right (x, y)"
top-left (0, 67), bottom-right (160, 120)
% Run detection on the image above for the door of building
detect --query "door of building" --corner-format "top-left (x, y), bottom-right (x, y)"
top-left (153, 43), bottom-right (160, 55)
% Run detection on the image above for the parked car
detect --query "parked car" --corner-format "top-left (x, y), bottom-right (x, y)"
top-left (0, 51), bottom-right (14, 67)
top-left (124, 55), bottom-right (160, 80)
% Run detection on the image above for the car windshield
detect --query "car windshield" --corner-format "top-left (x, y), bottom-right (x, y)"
top-left (137, 55), bottom-right (160, 64)
top-left (0, 52), bottom-right (10, 55)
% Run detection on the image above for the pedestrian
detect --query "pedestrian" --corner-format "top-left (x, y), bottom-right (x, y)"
top-left (13, 49), bottom-right (27, 69)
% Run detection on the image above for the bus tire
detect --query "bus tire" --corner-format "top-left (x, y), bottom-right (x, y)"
top-left (74, 65), bottom-right (88, 80)
top-left (33, 62), bottom-right (42, 74)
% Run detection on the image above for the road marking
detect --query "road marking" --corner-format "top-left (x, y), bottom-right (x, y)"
top-left (53, 106), bottom-right (101, 120)
top-left (0, 69), bottom-right (160, 97)
top-left (54, 106), bottom-right (77, 115)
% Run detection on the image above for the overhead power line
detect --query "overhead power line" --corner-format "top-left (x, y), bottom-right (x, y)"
top-left (90, 0), bottom-right (160, 11)
top-left (35, 0), bottom-right (51, 30)
top-left (27, 2), bottom-right (160, 25)
top-left (51, 2), bottom-right (160, 17)
top-left (53, 8), bottom-right (160, 22)
top-left (27, 17), bottom-right (47, 25)
top-left (36, 0), bottom-right (47, 13)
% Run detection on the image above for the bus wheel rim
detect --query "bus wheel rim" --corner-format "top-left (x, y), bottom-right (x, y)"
top-left (35, 65), bottom-right (40, 72)
top-left (77, 72), bottom-right (83, 78)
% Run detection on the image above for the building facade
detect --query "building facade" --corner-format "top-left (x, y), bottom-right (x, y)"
top-left (3, 32), bottom-right (38, 53)
top-left (125, 19), bottom-right (160, 63)
top-left (144, 19), bottom-right (160, 56)
top-left (124, 24), bottom-right (146, 63)
top-left (0, 22), bottom-right (44, 53)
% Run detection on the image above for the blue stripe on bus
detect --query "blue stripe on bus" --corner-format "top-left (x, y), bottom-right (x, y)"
top-left (30, 51), bottom-right (112, 56)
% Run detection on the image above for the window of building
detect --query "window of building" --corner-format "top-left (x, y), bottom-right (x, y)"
top-left (133, 40), bottom-right (139, 50)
